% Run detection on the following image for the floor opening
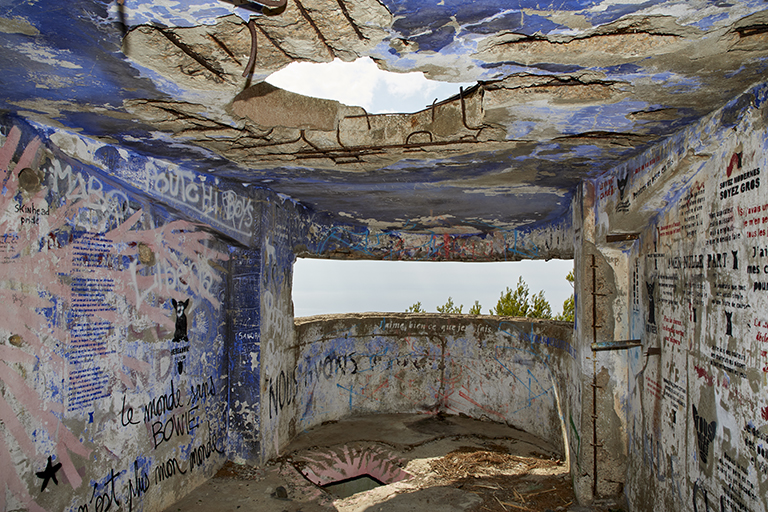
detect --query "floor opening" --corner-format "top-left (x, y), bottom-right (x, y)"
top-left (166, 415), bottom-right (626, 512)
top-left (321, 474), bottom-right (385, 498)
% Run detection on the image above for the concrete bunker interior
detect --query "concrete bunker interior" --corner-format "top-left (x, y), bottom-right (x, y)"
top-left (1, 1), bottom-right (768, 512)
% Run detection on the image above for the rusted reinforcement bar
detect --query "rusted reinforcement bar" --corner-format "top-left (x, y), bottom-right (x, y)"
top-left (590, 340), bottom-right (642, 351)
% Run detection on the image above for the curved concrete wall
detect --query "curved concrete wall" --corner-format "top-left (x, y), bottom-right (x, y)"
top-left (288, 313), bottom-right (578, 458)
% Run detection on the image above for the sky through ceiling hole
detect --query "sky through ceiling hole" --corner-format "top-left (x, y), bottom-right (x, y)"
top-left (293, 259), bottom-right (574, 318)
top-left (266, 57), bottom-right (474, 114)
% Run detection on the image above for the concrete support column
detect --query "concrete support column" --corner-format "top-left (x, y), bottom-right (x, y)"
top-left (573, 180), bottom-right (631, 504)
top-left (226, 191), bottom-right (300, 464)
top-left (227, 248), bottom-right (262, 463)
top-left (226, 190), bottom-right (264, 464)
top-left (258, 196), bottom-right (299, 462)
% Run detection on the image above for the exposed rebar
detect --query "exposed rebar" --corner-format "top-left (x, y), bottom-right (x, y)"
top-left (242, 18), bottom-right (258, 77)
top-left (591, 253), bottom-right (599, 500)
top-left (294, 0), bottom-right (335, 58)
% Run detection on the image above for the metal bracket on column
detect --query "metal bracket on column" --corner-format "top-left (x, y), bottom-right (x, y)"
top-left (591, 339), bottom-right (642, 351)
top-left (606, 232), bottom-right (640, 243)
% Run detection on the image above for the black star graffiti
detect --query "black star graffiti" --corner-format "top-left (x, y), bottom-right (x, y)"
top-left (36, 455), bottom-right (62, 492)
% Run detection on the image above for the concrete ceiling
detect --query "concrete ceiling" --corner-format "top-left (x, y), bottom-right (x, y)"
top-left (1, 0), bottom-right (767, 234)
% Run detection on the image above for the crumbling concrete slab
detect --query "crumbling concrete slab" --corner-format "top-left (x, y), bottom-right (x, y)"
top-left (161, 413), bottom-right (630, 512)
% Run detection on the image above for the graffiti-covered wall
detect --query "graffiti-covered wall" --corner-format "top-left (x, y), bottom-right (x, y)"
top-left (0, 118), bottom-right (230, 512)
top-left (257, 197), bottom-right (299, 462)
top-left (287, 313), bottom-right (577, 459)
top-left (249, 192), bottom-right (576, 462)
top-left (590, 82), bottom-right (768, 511)
top-left (12, 76), bottom-right (768, 512)
top-left (295, 213), bottom-right (573, 262)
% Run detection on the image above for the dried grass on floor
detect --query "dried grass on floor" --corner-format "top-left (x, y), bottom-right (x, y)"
top-left (429, 446), bottom-right (561, 480)
top-left (460, 474), bottom-right (575, 512)
top-left (429, 447), bottom-right (581, 512)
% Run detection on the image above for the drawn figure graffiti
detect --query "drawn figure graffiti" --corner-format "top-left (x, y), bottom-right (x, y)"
top-left (692, 405), bottom-right (717, 465)
top-left (617, 172), bottom-right (629, 200)
top-left (172, 298), bottom-right (189, 343)
top-left (615, 169), bottom-right (631, 212)
top-left (726, 150), bottom-right (742, 178)
top-left (646, 281), bottom-right (656, 325)
top-left (725, 311), bottom-right (733, 337)
top-left (171, 298), bottom-right (191, 375)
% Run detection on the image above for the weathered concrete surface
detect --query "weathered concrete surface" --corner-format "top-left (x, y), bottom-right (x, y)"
top-left (2, 3), bottom-right (768, 512)
top-left (124, 15), bottom-right (255, 94)
top-left (582, 81), bottom-right (768, 511)
top-left (232, 82), bottom-right (366, 131)
top-left (0, 118), bottom-right (231, 512)
top-left (161, 414), bottom-right (577, 512)
top-left (257, 313), bottom-right (577, 465)
top-left (4, 1), bottom-right (768, 234)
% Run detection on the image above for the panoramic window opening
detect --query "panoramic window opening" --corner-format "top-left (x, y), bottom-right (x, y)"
top-left (266, 57), bottom-right (474, 114)
top-left (292, 259), bottom-right (575, 319)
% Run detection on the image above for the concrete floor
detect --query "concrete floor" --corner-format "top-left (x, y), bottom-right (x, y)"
top-left (163, 414), bottom-right (625, 512)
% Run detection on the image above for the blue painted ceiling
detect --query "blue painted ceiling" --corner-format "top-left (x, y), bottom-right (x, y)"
top-left (1, 0), bottom-right (767, 233)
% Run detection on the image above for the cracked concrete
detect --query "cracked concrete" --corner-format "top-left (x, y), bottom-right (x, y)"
top-left (125, 15), bottom-right (256, 93)
top-left (124, 74), bottom-right (639, 173)
top-left (475, 31), bottom-right (685, 68)
top-left (160, 414), bottom-right (620, 512)
top-left (3, 6), bottom-right (768, 512)
top-left (112, 3), bottom-right (768, 194)
top-left (124, 0), bottom-right (391, 90)
top-left (232, 82), bottom-right (365, 131)
top-left (4, 0), bottom-right (768, 232)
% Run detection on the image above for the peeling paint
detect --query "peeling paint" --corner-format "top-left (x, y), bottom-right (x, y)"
top-left (1, 2), bottom-right (768, 512)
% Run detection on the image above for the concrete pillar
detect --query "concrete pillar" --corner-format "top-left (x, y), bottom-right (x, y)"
top-left (225, 191), bottom-right (301, 464)
top-left (258, 195), bottom-right (299, 462)
top-left (227, 247), bottom-right (262, 463)
top-left (572, 179), bottom-right (631, 503)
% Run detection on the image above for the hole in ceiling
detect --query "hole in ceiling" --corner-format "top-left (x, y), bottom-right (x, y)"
top-left (265, 57), bottom-right (474, 114)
